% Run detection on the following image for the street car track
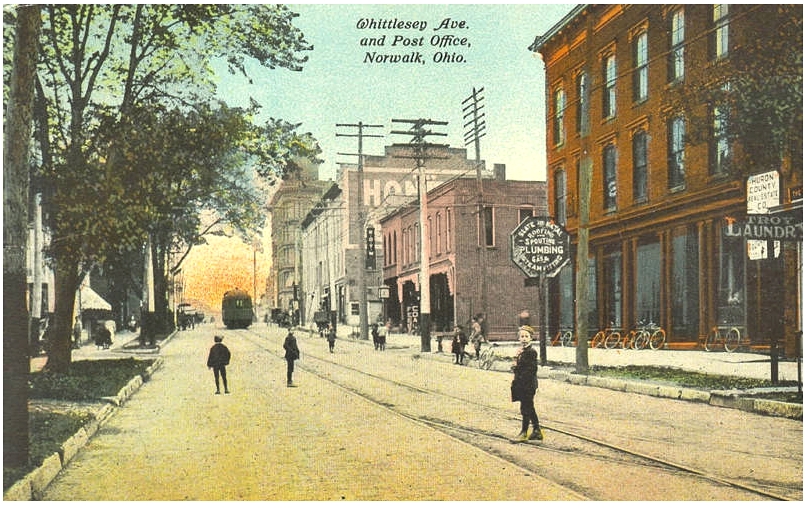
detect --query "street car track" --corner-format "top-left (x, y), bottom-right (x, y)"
top-left (239, 329), bottom-right (795, 501)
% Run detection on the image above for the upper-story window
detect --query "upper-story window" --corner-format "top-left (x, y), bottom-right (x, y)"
top-left (414, 222), bottom-right (420, 261)
top-left (554, 168), bottom-right (567, 225)
top-left (392, 231), bottom-right (397, 264)
top-left (668, 116), bottom-right (686, 189)
top-left (711, 4), bottom-right (730, 61)
top-left (576, 71), bottom-right (589, 135)
top-left (632, 31), bottom-right (648, 102)
top-left (445, 208), bottom-right (452, 252)
top-left (427, 216), bottom-right (432, 258)
top-left (480, 206), bottom-right (494, 247)
top-left (602, 53), bottom-right (617, 119)
top-left (710, 100), bottom-right (732, 176)
top-left (632, 130), bottom-right (649, 202)
top-left (435, 212), bottom-right (442, 256)
top-left (668, 8), bottom-right (685, 83)
top-left (603, 143), bottom-right (618, 211)
top-left (553, 87), bottom-right (566, 146)
top-left (519, 207), bottom-right (534, 224)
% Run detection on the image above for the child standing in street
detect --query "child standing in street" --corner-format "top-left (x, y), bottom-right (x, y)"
top-left (511, 325), bottom-right (543, 441)
top-left (283, 329), bottom-right (300, 386)
top-left (207, 335), bottom-right (231, 394)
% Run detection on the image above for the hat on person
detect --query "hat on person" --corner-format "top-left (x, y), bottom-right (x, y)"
top-left (214, 335), bottom-right (223, 342)
top-left (519, 325), bottom-right (535, 335)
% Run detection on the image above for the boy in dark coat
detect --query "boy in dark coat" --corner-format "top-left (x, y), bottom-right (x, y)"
top-left (511, 325), bottom-right (543, 441)
top-left (207, 335), bottom-right (231, 394)
top-left (283, 329), bottom-right (300, 386)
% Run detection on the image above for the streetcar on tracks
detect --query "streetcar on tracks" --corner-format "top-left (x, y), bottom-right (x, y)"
top-left (222, 288), bottom-right (253, 329)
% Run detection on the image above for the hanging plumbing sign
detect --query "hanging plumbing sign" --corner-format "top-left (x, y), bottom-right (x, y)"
top-left (510, 217), bottom-right (571, 278)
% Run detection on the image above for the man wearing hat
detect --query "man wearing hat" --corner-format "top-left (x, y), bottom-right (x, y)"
top-left (511, 325), bottom-right (543, 441)
top-left (207, 335), bottom-right (231, 394)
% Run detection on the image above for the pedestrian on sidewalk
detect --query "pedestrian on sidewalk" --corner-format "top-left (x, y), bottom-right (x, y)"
top-left (371, 322), bottom-right (380, 350)
top-left (511, 325), bottom-right (543, 441)
top-left (207, 335), bottom-right (231, 394)
top-left (72, 316), bottom-right (82, 350)
top-left (378, 321), bottom-right (387, 351)
top-left (451, 325), bottom-right (467, 365)
top-left (326, 323), bottom-right (336, 353)
top-left (470, 314), bottom-right (484, 359)
top-left (283, 329), bottom-right (300, 386)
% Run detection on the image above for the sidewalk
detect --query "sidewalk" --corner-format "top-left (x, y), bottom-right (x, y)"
top-left (332, 323), bottom-right (800, 382)
top-left (30, 329), bottom-right (152, 373)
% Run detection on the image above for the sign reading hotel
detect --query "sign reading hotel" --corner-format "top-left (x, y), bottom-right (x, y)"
top-left (510, 217), bottom-right (570, 278)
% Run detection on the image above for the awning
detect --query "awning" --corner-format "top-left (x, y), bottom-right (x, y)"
top-left (76, 285), bottom-right (112, 311)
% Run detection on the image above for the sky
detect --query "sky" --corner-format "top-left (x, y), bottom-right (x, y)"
top-left (213, 2), bottom-right (578, 182)
top-left (191, 2), bottom-right (580, 310)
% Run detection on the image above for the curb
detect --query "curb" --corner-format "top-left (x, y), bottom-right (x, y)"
top-left (4, 356), bottom-right (165, 501)
top-left (408, 349), bottom-right (802, 421)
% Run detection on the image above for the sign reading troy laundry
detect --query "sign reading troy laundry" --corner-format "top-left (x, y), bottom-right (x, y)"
top-left (510, 217), bottom-right (570, 278)
top-left (724, 212), bottom-right (803, 241)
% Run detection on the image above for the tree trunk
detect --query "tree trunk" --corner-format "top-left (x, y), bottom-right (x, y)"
top-left (3, 4), bottom-right (41, 469)
top-left (575, 157), bottom-right (593, 375)
top-left (43, 257), bottom-right (81, 373)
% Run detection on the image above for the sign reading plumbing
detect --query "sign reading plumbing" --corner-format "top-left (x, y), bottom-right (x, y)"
top-left (510, 217), bottom-right (570, 278)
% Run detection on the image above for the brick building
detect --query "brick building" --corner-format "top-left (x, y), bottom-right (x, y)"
top-left (380, 176), bottom-right (548, 340)
top-left (268, 161), bottom-right (331, 324)
top-left (530, 5), bottom-right (802, 353)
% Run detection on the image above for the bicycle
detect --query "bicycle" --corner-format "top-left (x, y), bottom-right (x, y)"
top-left (476, 340), bottom-right (497, 370)
top-left (632, 321), bottom-right (667, 350)
top-left (591, 323), bottom-right (620, 348)
top-left (702, 324), bottom-right (742, 352)
top-left (604, 321), bottom-right (646, 350)
top-left (550, 328), bottom-right (573, 347)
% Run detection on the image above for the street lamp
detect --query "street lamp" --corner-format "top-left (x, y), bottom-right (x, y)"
top-left (378, 285), bottom-right (390, 324)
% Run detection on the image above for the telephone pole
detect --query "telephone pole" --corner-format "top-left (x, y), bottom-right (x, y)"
top-left (392, 118), bottom-right (449, 352)
top-left (463, 87), bottom-right (487, 329)
top-left (336, 122), bottom-right (384, 342)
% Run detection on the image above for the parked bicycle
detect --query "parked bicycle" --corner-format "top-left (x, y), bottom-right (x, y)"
top-left (702, 324), bottom-right (742, 352)
top-left (550, 328), bottom-right (573, 347)
top-left (591, 322), bottom-right (620, 348)
top-left (476, 340), bottom-right (497, 370)
top-left (632, 321), bottom-right (667, 350)
top-left (604, 321), bottom-right (646, 349)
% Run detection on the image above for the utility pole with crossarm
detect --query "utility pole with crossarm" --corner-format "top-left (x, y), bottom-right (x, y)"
top-left (391, 118), bottom-right (449, 352)
top-left (336, 122), bottom-right (384, 342)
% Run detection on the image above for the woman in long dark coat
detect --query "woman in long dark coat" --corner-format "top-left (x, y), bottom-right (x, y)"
top-left (511, 325), bottom-right (543, 441)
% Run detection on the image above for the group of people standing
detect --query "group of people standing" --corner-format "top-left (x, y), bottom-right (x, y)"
top-left (450, 314), bottom-right (484, 365)
top-left (205, 316), bottom-right (544, 443)
top-left (371, 322), bottom-right (388, 350)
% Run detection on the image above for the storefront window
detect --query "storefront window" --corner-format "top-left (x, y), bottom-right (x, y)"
top-left (606, 251), bottom-right (623, 326)
top-left (671, 230), bottom-right (698, 337)
top-left (719, 233), bottom-right (745, 325)
top-left (636, 241), bottom-right (661, 324)
top-left (559, 264), bottom-right (573, 329)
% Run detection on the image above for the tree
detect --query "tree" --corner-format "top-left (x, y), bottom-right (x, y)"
top-left (662, 5), bottom-right (802, 174)
top-left (31, 5), bottom-right (317, 372)
top-left (3, 4), bottom-right (40, 469)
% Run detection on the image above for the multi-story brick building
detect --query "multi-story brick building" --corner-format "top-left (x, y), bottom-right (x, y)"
top-left (530, 5), bottom-right (802, 353)
top-left (380, 176), bottom-right (548, 340)
top-left (299, 144), bottom-right (487, 329)
top-left (267, 161), bottom-right (331, 324)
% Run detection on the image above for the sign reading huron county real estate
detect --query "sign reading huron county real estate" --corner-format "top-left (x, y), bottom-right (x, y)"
top-left (510, 217), bottom-right (570, 278)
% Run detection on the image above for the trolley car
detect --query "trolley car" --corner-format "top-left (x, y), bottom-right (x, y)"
top-left (222, 288), bottom-right (253, 329)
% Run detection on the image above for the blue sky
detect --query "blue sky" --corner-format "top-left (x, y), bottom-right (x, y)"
top-left (214, 3), bottom-right (577, 182)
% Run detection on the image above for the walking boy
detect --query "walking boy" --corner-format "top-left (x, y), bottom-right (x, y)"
top-left (207, 335), bottom-right (231, 394)
top-left (283, 329), bottom-right (300, 386)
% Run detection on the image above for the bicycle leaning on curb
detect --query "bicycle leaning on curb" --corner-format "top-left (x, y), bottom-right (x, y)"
top-left (476, 340), bottom-right (497, 370)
